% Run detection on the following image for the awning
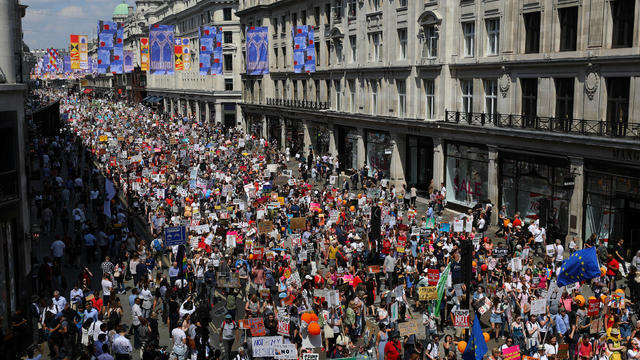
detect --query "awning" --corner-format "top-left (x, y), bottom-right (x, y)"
top-left (142, 95), bottom-right (153, 102)
top-left (149, 96), bottom-right (162, 103)
top-left (83, 88), bottom-right (93, 94)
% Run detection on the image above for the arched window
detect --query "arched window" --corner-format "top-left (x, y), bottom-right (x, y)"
top-left (418, 11), bottom-right (441, 59)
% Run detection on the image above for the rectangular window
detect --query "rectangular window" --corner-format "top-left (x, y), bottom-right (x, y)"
top-left (315, 45), bottom-right (320, 66)
top-left (334, 0), bottom-right (343, 20)
top-left (606, 77), bottom-right (630, 135)
top-left (461, 80), bottom-right (473, 113)
top-left (293, 80), bottom-right (298, 100)
top-left (335, 40), bottom-right (343, 64)
top-left (325, 4), bottom-right (331, 23)
top-left (559, 7), bottom-right (578, 51)
top-left (223, 8), bottom-right (232, 21)
top-left (292, 13), bottom-right (298, 27)
top-left (463, 22), bottom-right (475, 57)
top-left (424, 79), bottom-right (435, 120)
top-left (224, 54), bottom-right (233, 71)
top-left (349, 79), bottom-right (356, 112)
top-left (611, 0), bottom-right (635, 48)
top-left (224, 31), bottom-right (232, 44)
top-left (524, 12), bottom-right (541, 53)
top-left (555, 78), bottom-right (574, 119)
top-left (521, 78), bottom-right (538, 121)
top-left (348, 0), bottom-right (357, 18)
top-left (282, 47), bottom-right (287, 67)
top-left (370, 0), bottom-right (381, 11)
top-left (225, 78), bottom-right (233, 91)
top-left (424, 25), bottom-right (438, 58)
top-left (334, 80), bottom-right (342, 110)
top-left (281, 16), bottom-right (286, 35)
top-left (484, 79), bottom-right (497, 117)
top-left (314, 7), bottom-right (321, 26)
top-left (370, 32), bottom-right (381, 61)
top-left (302, 10), bottom-right (307, 25)
top-left (349, 35), bottom-right (357, 63)
top-left (398, 28), bottom-right (408, 60)
top-left (315, 79), bottom-right (320, 102)
top-left (326, 40), bottom-right (331, 65)
top-left (272, 18), bottom-right (278, 35)
top-left (399, 0), bottom-right (408, 7)
top-left (486, 18), bottom-right (500, 56)
top-left (371, 80), bottom-right (378, 114)
top-left (274, 47), bottom-right (279, 68)
top-left (397, 79), bottom-right (407, 117)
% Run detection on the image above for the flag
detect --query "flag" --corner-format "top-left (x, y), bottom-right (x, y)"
top-left (149, 24), bottom-right (174, 75)
top-left (140, 37), bottom-right (150, 71)
top-left (174, 38), bottom-right (184, 70)
top-left (199, 26), bottom-right (222, 75)
top-left (462, 314), bottom-right (488, 360)
top-left (557, 247), bottom-right (601, 287)
top-left (78, 35), bottom-right (89, 70)
top-left (246, 26), bottom-right (269, 75)
top-left (432, 263), bottom-right (450, 316)
top-left (305, 27), bottom-right (316, 73)
top-left (292, 26), bottom-right (307, 73)
top-left (70, 34), bottom-right (80, 69)
top-left (181, 38), bottom-right (191, 70)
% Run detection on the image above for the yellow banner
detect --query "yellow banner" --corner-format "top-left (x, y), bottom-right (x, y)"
top-left (140, 37), bottom-right (150, 71)
top-left (78, 35), bottom-right (88, 70)
top-left (70, 34), bottom-right (80, 69)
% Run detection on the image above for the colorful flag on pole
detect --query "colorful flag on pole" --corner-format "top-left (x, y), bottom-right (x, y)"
top-left (305, 27), bottom-right (316, 73)
top-left (292, 25), bottom-right (307, 73)
top-left (432, 263), bottom-right (450, 316)
top-left (462, 314), bottom-right (489, 360)
top-left (78, 35), bottom-right (88, 70)
top-left (70, 35), bottom-right (80, 69)
top-left (181, 38), bottom-right (191, 70)
top-left (557, 247), bottom-right (601, 287)
top-left (174, 38), bottom-right (184, 70)
top-left (97, 20), bottom-right (124, 74)
top-left (149, 24), bottom-right (174, 75)
top-left (123, 50), bottom-right (134, 73)
top-left (140, 37), bottom-right (150, 71)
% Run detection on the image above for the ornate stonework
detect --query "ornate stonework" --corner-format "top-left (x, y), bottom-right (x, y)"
top-left (499, 67), bottom-right (511, 98)
top-left (584, 64), bottom-right (600, 101)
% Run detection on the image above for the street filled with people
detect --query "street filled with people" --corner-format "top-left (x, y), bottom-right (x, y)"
top-left (15, 87), bottom-right (640, 360)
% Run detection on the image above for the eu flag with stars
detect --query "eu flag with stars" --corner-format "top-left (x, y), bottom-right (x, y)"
top-left (463, 314), bottom-right (488, 360)
top-left (557, 246), bottom-right (601, 287)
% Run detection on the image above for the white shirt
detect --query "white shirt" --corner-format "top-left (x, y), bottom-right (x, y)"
top-left (51, 240), bottom-right (66, 258)
top-left (171, 327), bottom-right (186, 346)
top-left (554, 244), bottom-right (564, 262)
top-left (70, 288), bottom-right (84, 304)
top-left (101, 279), bottom-right (112, 296)
top-left (52, 296), bottom-right (67, 309)
top-left (131, 303), bottom-right (142, 326)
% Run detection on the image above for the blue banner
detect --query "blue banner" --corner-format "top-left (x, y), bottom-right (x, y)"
top-left (246, 26), bottom-right (269, 75)
top-left (149, 24), bottom-right (175, 75)
top-left (305, 27), bottom-right (316, 73)
top-left (293, 26), bottom-right (307, 73)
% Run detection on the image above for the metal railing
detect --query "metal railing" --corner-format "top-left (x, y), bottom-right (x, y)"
top-left (265, 98), bottom-right (330, 110)
top-left (444, 110), bottom-right (640, 139)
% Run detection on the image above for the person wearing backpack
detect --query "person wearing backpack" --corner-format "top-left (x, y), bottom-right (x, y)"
top-left (219, 314), bottom-right (237, 360)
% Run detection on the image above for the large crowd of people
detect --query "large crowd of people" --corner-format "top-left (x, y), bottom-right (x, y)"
top-left (9, 87), bottom-right (640, 360)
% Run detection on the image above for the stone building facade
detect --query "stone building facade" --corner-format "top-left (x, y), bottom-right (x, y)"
top-left (236, 0), bottom-right (640, 249)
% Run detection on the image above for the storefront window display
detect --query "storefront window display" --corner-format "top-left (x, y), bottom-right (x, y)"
top-left (309, 123), bottom-right (330, 155)
top-left (337, 127), bottom-right (359, 172)
top-left (501, 157), bottom-right (570, 236)
top-left (366, 131), bottom-right (392, 178)
top-left (407, 136), bottom-right (432, 190)
top-left (445, 143), bottom-right (488, 207)
top-left (585, 171), bottom-right (640, 245)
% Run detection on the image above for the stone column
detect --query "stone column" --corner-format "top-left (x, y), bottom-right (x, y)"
top-left (356, 128), bottom-right (366, 169)
top-left (432, 137), bottom-right (444, 189)
top-left (568, 157), bottom-right (585, 248)
top-left (205, 102), bottom-right (210, 122)
top-left (328, 123), bottom-right (337, 158)
top-left (262, 115), bottom-right (268, 139)
top-left (302, 120), bottom-right (312, 157)
top-left (195, 101), bottom-right (201, 122)
top-left (170, 98), bottom-right (175, 116)
top-left (280, 117), bottom-right (287, 152)
top-left (215, 102), bottom-right (222, 125)
top-left (390, 133), bottom-right (407, 189)
top-left (177, 98), bottom-right (182, 116)
top-left (236, 105), bottom-right (244, 130)
top-left (487, 146), bottom-right (500, 225)
top-left (163, 98), bottom-right (168, 114)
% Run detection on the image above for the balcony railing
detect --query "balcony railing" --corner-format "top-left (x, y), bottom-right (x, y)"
top-left (265, 98), bottom-right (330, 110)
top-left (444, 111), bottom-right (640, 139)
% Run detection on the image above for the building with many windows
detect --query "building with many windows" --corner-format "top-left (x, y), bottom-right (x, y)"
top-left (145, 0), bottom-right (243, 126)
top-left (237, 0), bottom-right (640, 249)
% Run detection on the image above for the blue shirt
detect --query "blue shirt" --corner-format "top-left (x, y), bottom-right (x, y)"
top-left (168, 266), bottom-right (179, 278)
top-left (84, 308), bottom-right (98, 323)
top-left (128, 294), bottom-right (137, 309)
top-left (555, 313), bottom-right (569, 335)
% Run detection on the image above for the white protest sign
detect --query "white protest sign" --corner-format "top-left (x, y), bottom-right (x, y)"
top-left (252, 336), bottom-right (283, 358)
top-left (531, 299), bottom-right (547, 315)
top-left (274, 344), bottom-right (298, 359)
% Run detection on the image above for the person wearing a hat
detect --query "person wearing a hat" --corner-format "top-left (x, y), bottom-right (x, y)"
top-left (607, 327), bottom-right (625, 360)
top-left (534, 345), bottom-right (549, 360)
top-left (383, 330), bottom-right (402, 360)
top-left (219, 314), bottom-right (237, 360)
top-left (234, 346), bottom-right (249, 360)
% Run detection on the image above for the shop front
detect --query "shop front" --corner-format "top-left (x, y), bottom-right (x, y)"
top-left (445, 142), bottom-right (488, 209)
top-left (584, 162), bottom-right (640, 252)
top-left (223, 103), bottom-right (236, 128)
top-left (366, 130), bottom-right (392, 178)
top-left (284, 118), bottom-right (303, 155)
top-left (266, 116), bottom-right (282, 145)
top-left (500, 151), bottom-right (571, 239)
top-left (406, 136), bottom-right (433, 191)
top-left (307, 122), bottom-right (330, 156)
top-left (247, 114), bottom-right (263, 138)
top-left (336, 126), bottom-right (359, 172)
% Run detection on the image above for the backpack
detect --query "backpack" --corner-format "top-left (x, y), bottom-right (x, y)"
top-left (152, 238), bottom-right (163, 252)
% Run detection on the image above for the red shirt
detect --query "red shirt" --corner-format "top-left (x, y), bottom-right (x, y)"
top-left (384, 340), bottom-right (402, 360)
top-left (607, 258), bottom-right (619, 276)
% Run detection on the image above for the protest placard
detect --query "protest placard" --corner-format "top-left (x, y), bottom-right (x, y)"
top-left (249, 317), bottom-right (266, 336)
top-left (452, 310), bottom-right (470, 328)
top-left (398, 319), bottom-right (420, 337)
top-left (274, 344), bottom-right (298, 359)
top-left (502, 345), bottom-right (521, 360)
top-left (303, 354), bottom-right (319, 360)
top-left (453, 220), bottom-right (463, 232)
top-left (252, 336), bottom-right (283, 357)
top-left (290, 217), bottom-right (306, 230)
top-left (217, 272), bottom-right (240, 288)
top-left (277, 317), bottom-right (290, 336)
top-left (556, 344), bottom-right (569, 359)
top-left (368, 265), bottom-right (380, 274)
top-left (419, 286), bottom-right (437, 300)
top-left (258, 220), bottom-right (273, 234)
top-left (588, 298), bottom-right (600, 317)
top-left (427, 269), bottom-right (440, 286)
top-left (530, 299), bottom-right (547, 316)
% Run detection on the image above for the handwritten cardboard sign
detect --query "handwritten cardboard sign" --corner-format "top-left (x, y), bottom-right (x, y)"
top-left (452, 310), bottom-right (470, 328)
top-left (290, 217), bottom-right (306, 230)
top-left (398, 319), bottom-right (421, 337)
top-left (249, 317), bottom-right (266, 336)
